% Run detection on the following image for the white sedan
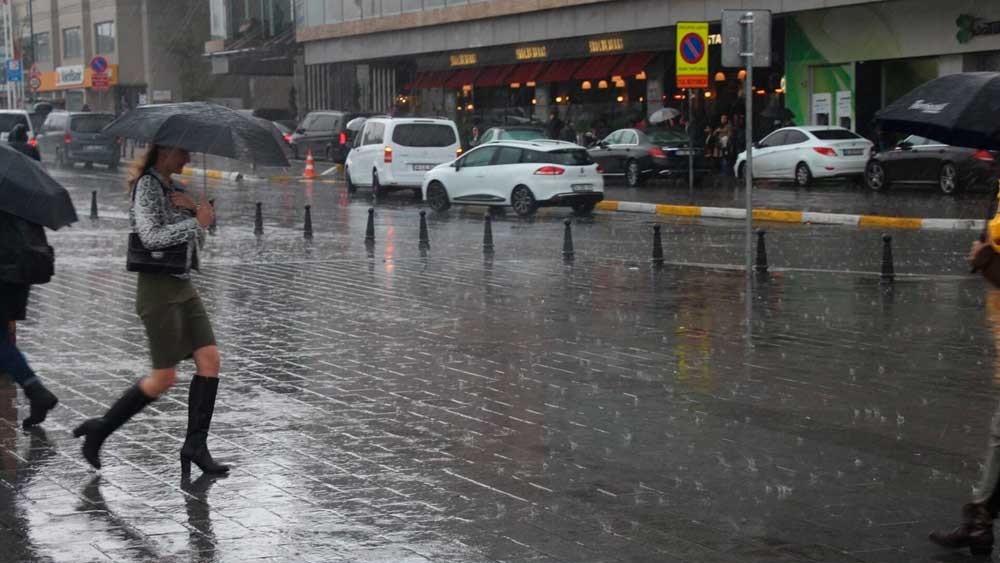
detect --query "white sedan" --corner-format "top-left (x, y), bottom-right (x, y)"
top-left (422, 140), bottom-right (604, 217)
top-left (734, 126), bottom-right (873, 187)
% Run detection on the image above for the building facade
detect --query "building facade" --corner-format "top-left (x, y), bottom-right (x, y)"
top-left (12, 0), bottom-right (210, 113)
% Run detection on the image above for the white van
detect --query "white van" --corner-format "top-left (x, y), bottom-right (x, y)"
top-left (345, 117), bottom-right (462, 198)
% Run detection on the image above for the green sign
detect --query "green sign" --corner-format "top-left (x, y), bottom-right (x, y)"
top-left (956, 14), bottom-right (1000, 44)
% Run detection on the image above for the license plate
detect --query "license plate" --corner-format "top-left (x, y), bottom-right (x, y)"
top-left (85, 145), bottom-right (105, 151)
top-left (571, 183), bottom-right (594, 192)
top-left (675, 149), bottom-right (694, 156)
top-left (842, 148), bottom-right (864, 156)
top-left (412, 164), bottom-right (433, 171)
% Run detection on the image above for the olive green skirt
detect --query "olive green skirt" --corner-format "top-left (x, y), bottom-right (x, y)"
top-left (135, 273), bottom-right (216, 369)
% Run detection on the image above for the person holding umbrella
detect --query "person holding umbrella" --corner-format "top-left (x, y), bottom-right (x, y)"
top-left (0, 140), bottom-right (77, 429)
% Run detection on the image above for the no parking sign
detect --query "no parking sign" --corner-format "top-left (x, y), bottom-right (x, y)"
top-left (676, 22), bottom-right (708, 88)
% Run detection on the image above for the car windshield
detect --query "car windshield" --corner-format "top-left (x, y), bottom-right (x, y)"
top-left (392, 124), bottom-right (456, 147)
top-left (71, 115), bottom-right (114, 133)
top-left (501, 129), bottom-right (546, 140)
top-left (646, 130), bottom-right (688, 144)
top-left (546, 149), bottom-right (595, 165)
top-left (811, 129), bottom-right (862, 140)
top-left (0, 113), bottom-right (29, 133)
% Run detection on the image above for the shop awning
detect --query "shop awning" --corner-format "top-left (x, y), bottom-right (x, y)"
top-left (506, 62), bottom-right (547, 85)
top-left (611, 52), bottom-right (655, 78)
top-left (475, 65), bottom-right (516, 87)
top-left (445, 68), bottom-right (481, 89)
top-left (413, 70), bottom-right (454, 89)
top-left (538, 59), bottom-right (583, 83)
top-left (573, 55), bottom-right (622, 80)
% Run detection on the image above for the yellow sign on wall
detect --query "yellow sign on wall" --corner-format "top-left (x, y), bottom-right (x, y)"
top-left (676, 22), bottom-right (709, 88)
top-left (449, 53), bottom-right (477, 67)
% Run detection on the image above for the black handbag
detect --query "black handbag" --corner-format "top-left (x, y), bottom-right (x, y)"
top-left (0, 215), bottom-right (54, 285)
top-left (126, 175), bottom-right (197, 275)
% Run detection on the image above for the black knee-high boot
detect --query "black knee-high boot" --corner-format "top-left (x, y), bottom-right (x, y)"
top-left (180, 375), bottom-right (230, 476)
top-left (72, 384), bottom-right (155, 469)
top-left (21, 381), bottom-right (58, 429)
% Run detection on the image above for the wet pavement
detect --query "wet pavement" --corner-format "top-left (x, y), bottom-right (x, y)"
top-left (3, 165), bottom-right (1000, 562)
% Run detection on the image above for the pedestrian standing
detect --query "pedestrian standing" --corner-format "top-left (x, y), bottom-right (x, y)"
top-left (0, 125), bottom-right (59, 429)
top-left (72, 144), bottom-right (228, 477)
top-left (546, 111), bottom-right (564, 140)
top-left (715, 115), bottom-right (732, 175)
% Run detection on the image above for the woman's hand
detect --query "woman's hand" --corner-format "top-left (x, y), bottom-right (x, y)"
top-left (170, 192), bottom-right (197, 211)
top-left (195, 201), bottom-right (214, 228)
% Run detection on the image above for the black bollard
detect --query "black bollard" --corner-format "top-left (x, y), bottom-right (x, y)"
top-left (562, 219), bottom-right (574, 259)
top-left (754, 229), bottom-right (768, 273)
top-left (89, 191), bottom-right (98, 219)
top-left (208, 199), bottom-right (217, 234)
top-left (880, 233), bottom-right (894, 282)
top-left (254, 202), bottom-right (263, 235)
top-left (365, 208), bottom-right (375, 243)
top-left (651, 225), bottom-right (664, 265)
top-left (483, 213), bottom-right (494, 253)
top-left (419, 210), bottom-right (430, 248)
top-left (303, 205), bottom-right (313, 239)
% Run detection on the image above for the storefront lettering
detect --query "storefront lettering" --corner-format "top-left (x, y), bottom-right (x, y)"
top-left (956, 14), bottom-right (1000, 43)
top-left (908, 99), bottom-right (949, 114)
top-left (588, 37), bottom-right (624, 54)
top-left (449, 53), bottom-right (478, 67)
top-left (515, 46), bottom-right (547, 61)
top-left (56, 65), bottom-right (84, 87)
top-left (708, 33), bottom-right (722, 45)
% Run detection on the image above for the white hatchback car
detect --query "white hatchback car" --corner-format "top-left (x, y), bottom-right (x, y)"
top-left (345, 117), bottom-right (462, 198)
top-left (734, 126), bottom-right (873, 187)
top-left (422, 140), bottom-right (604, 217)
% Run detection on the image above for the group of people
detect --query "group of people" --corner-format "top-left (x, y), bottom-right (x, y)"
top-left (1, 125), bottom-right (228, 478)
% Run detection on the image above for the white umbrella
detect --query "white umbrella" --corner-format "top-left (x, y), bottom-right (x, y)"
top-left (649, 107), bottom-right (681, 124)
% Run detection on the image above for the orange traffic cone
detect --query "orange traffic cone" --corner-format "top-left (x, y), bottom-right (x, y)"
top-left (304, 149), bottom-right (316, 179)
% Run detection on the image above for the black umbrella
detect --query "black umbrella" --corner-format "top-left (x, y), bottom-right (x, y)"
top-left (875, 72), bottom-right (1000, 149)
top-left (0, 143), bottom-right (77, 230)
top-left (103, 102), bottom-right (290, 167)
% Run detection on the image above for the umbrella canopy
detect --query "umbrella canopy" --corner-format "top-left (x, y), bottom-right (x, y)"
top-left (649, 107), bottom-right (681, 124)
top-left (0, 143), bottom-right (77, 230)
top-left (103, 102), bottom-right (290, 167)
top-left (875, 72), bottom-right (1000, 150)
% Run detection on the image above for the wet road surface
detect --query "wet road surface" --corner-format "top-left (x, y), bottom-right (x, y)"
top-left (1, 165), bottom-right (999, 562)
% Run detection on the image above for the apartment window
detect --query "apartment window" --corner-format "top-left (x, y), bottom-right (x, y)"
top-left (63, 27), bottom-right (82, 58)
top-left (33, 32), bottom-right (50, 62)
top-left (94, 21), bottom-right (115, 53)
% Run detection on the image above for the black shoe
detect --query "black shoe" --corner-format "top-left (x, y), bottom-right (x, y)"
top-left (21, 381), bottom-right (58, 429)
top-left (180, 375), bottom-right (230, 477)
top-left (72, 384), bottom-right (154, 469)
top-left (930, 503), bottom-right (994, 556)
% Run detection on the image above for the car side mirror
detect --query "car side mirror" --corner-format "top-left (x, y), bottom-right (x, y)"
top-left (898, 141), bottom-right (913, 150)
top-left (454, 160), bottom-right (462, 171)
top-left (599, 141), bottom-right (609, 149)
top-left (295, 128), bottom-right (305, 134)
top-left (752, 142), bottom-right (761, 149)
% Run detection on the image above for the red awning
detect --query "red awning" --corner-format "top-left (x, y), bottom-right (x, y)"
top-left (413, 70), bottom-right (454, 89)
top-left (573, 55), bottom-right (623, 80)
top-left (507, 62), bottom-right (547, 84)
top-left (538, 59), bottom-right (583, 83)
top-left (445, 68), bottom-right (481, 88)
top-left (611, 52), bottom-right (655, 78)
top-left (475, 65), bottom-right (515, 87)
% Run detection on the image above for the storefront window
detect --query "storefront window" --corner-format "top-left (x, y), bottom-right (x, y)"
top-left (63, 27), bottom-right (82, 59)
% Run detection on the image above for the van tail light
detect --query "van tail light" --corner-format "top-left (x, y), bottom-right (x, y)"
top-left (29, 137), bottom-right (37, 147)
top-left (384, 146), bottom-right (393, 163)
top-left (974, 150), bottom-right (995, 162)
top-left (64, 133), bottom-right (71, 145)
top-left (339, 132), bottom-right (347, 145)
top-left (456, 147), bottom-right (464, 157)
top-left (813, 147), bottom-right (836, 157)
top-left (649, 147), bottom-right (667, 158)
top-left (283, 133), bottom-right (292, 143)
top-left (596, 163), bottom-right (604, 174)
top-left (534, 166), bottom-right (565, 175)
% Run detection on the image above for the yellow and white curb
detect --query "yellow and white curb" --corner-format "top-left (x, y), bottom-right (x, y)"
top-left (181, 167), bottom-right (243, 182)
top-left (595, 200), bottom-right (983, 231)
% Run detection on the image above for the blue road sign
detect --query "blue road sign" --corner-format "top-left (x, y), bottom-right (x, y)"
top-left (90, 56), bottom-right (108, 74)
top-left (6, 59), bottom-right (22, 83)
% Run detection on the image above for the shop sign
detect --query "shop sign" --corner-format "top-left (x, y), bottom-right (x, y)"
top-left (152, 90), bottom-right (172, 102)
top-left (449, 53), bottom-right (477, 67)
top-left (515, 46), bottom-right (547, 61)
top-left (956, 14), bottom-right (1000, 44)
top-left (675, 22), bottom-right (708, 88)
top-left (708, 33), bottom-right (722, 45)
top-left (588, 37), bottom-right (624, 54)
top-left (56, 65), bottom-right (84, 87)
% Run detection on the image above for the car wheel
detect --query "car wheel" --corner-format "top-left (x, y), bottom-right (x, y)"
top-left (794, 162), bottom-right (812, 187)
top-left (625, 159), bottom-right (645, 187)
top-left (345, 166), bottom-right (356, 193)
top-left (939, 162), bottom-right (960, 194)
top-left (571, 201), bottom-right (596, 216)
top-left (510, 185), bottom-right (537, 217)
top-left (427, 182), bottom-right (451, 212)
top-left (737, 162), bottom-right (746, 181)
top-left (865, 161), bottom-right (889, 191)
top-left (325, 145), bottom-right (335, 162)
top-left (372, 170), bottom-right (381, 199)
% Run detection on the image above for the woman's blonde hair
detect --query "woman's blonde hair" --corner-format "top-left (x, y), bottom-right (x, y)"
top-left (128, 145), bottom-right (160, 193)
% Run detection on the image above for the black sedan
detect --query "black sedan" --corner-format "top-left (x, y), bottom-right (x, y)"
top-left (865, 135), bottom-right (997, 194)
top-left (477, 126), bottom-right (547, 145)
top-left (588, 128), bottom-right (710, 187)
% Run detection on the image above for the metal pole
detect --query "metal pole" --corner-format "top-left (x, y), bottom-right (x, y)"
top-left (741, 11), bottom-right (755, 337)
top-left (687, 88), bottom-right (693, 191)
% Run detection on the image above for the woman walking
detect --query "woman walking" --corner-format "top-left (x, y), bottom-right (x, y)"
top-left (72, 144), bottom-right (228, 476)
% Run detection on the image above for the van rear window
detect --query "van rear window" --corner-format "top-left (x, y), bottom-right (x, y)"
top-left (392, 124), bottom-right (456, 147)
top-left (0, 114), bottom-right (28, 132)
top-left (71, 115), bottom-right (114, 133)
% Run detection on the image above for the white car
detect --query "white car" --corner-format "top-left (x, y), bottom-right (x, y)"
top-left (734, 126), bottom-right (873, 187)
top-left (0, 109), bottom-right (43, 144)
top-left (422, 140), bottom-right (604, 217)
top-left (345, 117), bottom-right (462, 199)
